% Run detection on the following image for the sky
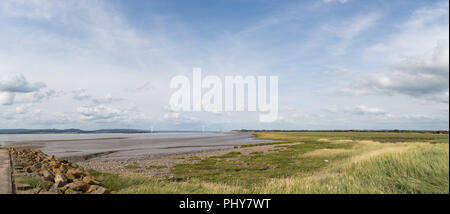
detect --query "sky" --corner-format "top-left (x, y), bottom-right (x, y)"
top-left (0, 0), bottom-right (448, 131)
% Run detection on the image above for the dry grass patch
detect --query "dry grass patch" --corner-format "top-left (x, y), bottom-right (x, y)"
top-left (302, 148), bottom-right (354, 158)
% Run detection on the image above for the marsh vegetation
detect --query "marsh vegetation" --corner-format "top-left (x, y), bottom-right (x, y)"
top-left (89, 131), bottom-right (449, 194)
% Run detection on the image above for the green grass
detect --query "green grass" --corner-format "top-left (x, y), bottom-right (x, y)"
top-left (18, 176), bottom-right (52, 190)
top-left (87, 169), bottom-right (151, 192)
top-left (87, 169), bottom-right (242, 194)
top-left (171, 139), bottom-right (356, 187)
top-left (124, 163), bottom-right (141, 169)
top-left (14, 162), bottom-right (25, 168)
top-left (211, 151), bottom-right (241, 159)
top-left (188, 156), bottom-right (202, 161)
top-left (341, 144), bottom-right (449, 193)
top-left (88, 131), bottom-right (449, 194)
top-left (257, 143), bottom-right (449, 194)
top-left (147, 165), bottom-right (167, 169)
top-left (254, 131), bottom-right (449, 144)
top-left (250, 151), bottom-right (263, 155)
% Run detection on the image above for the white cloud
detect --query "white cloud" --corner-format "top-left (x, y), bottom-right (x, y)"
top-left (0, 74), bottom-right (45, 93)
top-left (362, 48), bottom-right (449, 97)
top-left (326, 105), bottom-right (391, 118)
top-left (349, 105), bottom-right (389, 116)
top-left (77, 105), bottom-right (122, 121)
top-left (163, 112), bottom-right (199, 123)
top-left (319, 12), bottom-right (382, 55)
top-left (15, 89), bottom-right (62, 104)
top-left (330, 88), bottom-right (370, 96)
top-left (0, 74), bottom-right (46, 105)
top-left (15, 104), bottom-right (32, 114)
top-left (72, 89), bottom-right (91, 101)
top-left (0, 92), bottom-right (15, 105)
top-left (339, 13), bottom-right (381, 40)
top-left (323, 1), bottom-right (450, 105)
top-left (92, 93), bottom-right (123, 104)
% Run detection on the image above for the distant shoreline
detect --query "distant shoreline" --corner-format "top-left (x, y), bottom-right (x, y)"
top-left (0, 129), bottom-right (221, 134)
top-left (2, 129), bottom-right (448, 135)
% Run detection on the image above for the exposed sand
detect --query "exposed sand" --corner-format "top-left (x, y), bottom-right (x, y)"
top-left (76, 142), bottom-right (303, 178)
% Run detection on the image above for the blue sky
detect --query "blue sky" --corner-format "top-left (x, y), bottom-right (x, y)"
top-left (0, 0), bottom-right (448, 131)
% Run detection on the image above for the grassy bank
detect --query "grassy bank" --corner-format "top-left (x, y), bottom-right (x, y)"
top-left (89, 131), bottom-right (449, 194)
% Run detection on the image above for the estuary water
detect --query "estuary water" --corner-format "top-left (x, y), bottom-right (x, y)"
top-left (0, 132), bottom-right (269, 160)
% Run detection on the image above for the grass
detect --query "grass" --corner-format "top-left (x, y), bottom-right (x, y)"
top-left (211, 151), bottom-right (241, 159)
top-left (14, 162), bottom-right (25, 168)
top-left (87, 169), bottom-right (151, 191)
top-left (147, 165), bottom-right (167, 169)
top-left (170, 139), bottom-right (356, 187)
top-left (89, 131), bottom-right (449, 194)
top-left (254, 131), bottom-right (449, 144)
top-left (18, 176), bottom-right (52, 190)
top-left (188, 156), bottom-right (202, 161)
top-left (124, 163), bottom-right (141, 169)
top-left (257, 143), bottom-right (449, 193)
top-left (341, 144), bottom-right (449, 193)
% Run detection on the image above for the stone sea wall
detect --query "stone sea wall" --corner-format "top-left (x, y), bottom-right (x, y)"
top-left (10, 148), bottom-right (110, 194)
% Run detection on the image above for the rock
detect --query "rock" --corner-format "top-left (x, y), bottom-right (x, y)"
top-left (10, 148), bottom-right (110, 194)
top-left (49, 160), bottom-right (58, 167)
top-left (25, 167), bottom-right (33, 173)
top-left (54, 173), bottom-right (68, 188)
top-left (32, 162), bottom-right (42, 169)
top-left (64, 189), bottom-right (83, 194)
top-left (69, 163), bottom-right (79, 168)
top-left (86, 185), bottom-right (100, 193)
top-left (41, 169), bottom-right (55, 181)
top-left (41, 164), bottom-right (50, 171)
top-left (67, 168), bottom-right (84, 179)
top-left (90, 186), bottom-right (109, 194)
top-left (52, 168), bottom-right (62, 175)
top-left (83, 176), bottom-right (100, 185)
top-left (63, 181), bottom-right (89, 192)
top-left (59, 163), bottom-right (69, 172)
top-left (49, 185), bottom-right (64, 194)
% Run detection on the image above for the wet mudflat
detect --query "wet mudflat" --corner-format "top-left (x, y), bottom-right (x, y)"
top-left (1, 133), bottom-right (270, 161)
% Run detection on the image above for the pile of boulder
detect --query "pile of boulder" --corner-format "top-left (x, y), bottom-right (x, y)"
top-left (10, 148), bottom-right (110, 194)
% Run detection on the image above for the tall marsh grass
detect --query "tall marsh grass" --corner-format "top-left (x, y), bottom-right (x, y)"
top-left (257, 143), bottom-right (449, 194)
